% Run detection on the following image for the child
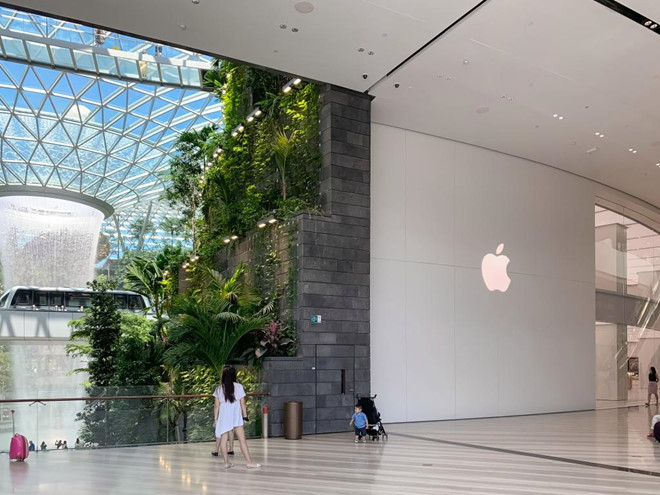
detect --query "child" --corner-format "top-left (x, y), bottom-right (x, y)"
top-left (350, 404), bottom-right (369, 443)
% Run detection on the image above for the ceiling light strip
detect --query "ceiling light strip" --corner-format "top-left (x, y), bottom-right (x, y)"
top-left (370, 0), bottom-right (490, 91)
top-left (592, 0), bottom-right (660, 34)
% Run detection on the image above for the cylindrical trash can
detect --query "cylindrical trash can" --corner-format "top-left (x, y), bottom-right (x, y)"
top-left (283, 401), bottom-right (303, 440)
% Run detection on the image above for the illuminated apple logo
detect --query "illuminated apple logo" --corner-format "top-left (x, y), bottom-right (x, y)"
top-left (481, 243), bottom-right (511, 292)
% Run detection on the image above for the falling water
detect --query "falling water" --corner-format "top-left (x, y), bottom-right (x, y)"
top-left (0, 196), bottom-right (103, 451)
top-left (0, 196), bottom-right (103, 288)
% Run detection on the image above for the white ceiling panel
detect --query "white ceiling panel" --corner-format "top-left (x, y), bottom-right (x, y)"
top-left (371, 0), bottom-right (660, 209)
top-left (1, 0), bottom-right (483, 91)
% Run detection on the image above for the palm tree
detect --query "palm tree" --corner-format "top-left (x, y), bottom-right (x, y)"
top-left (273, 129), bottom-right (296, 201)
top-left (124, 255), bottom-right (164, 322)
top-left (164, 267), bottom-right (271, 377)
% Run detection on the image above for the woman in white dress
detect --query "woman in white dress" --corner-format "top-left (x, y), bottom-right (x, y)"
top-left (213, 366), bottom-right (260, 469)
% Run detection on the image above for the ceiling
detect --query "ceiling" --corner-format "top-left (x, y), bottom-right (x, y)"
top-left (0, 7), bottom-right (220, 254)
top-left (4, 0), bottom-right (660, 211)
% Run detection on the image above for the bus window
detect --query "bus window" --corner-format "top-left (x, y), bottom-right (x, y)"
top-left (50, 292), bottom-right (64, 308)
top-left (35, 292), bottom-right (49, 307)
top-left (114, 294), bottom-right (127, 309)
top-left (128, 295), bottom-right (144, 311)
top-left (12, 290), bottom-right (33, 307)
top-left (67, 292), bottom-right (93, 309)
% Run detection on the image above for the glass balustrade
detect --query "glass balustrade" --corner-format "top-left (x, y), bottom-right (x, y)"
top-left (0, 386), bottom-right (267, 452)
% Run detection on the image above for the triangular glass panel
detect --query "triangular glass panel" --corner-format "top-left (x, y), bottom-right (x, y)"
top-left (43, 123), bottom-right (73, 146)
top-left (16, 114), bottom-right (38, 137)
top-left (51, 76), bottom-right (72, 97)
top-left (34, 67), bottom-right (60, 92)
top-left (6, 162), bottom-right (27, 181)
top-left (12, 139), bottom-right (37, 160)
top-left (62, 122), bottom-right (81, 142)
top-left (25, 166), bottom-right (41, 185)
top-left (23, 90), bottom-right (46, 112)
top-left (0, 67), bottom-right (14, 87)
top-left (80, 83), bottom-right (102, 105)
top-left (50, 95), bottom-right (74, 116)
top-left (31, 144), bottom-right (52, 164)
top-left (0, 112), bottom-right (10, 134)
top-left (42, 143), bottom-right (73, 165)
top-left (0, 87), bottom-right (17, 108)
top-left (32, 165), bottom-right (53, 183)
top-left (85, 160), bottom-right (106, 175)
top-left (37, 116), bottom-right (58, 137)
top-left (21, 69), bottom-right (43, 92)
top-left (80, 132), bottom-right (106, 153)
top-left (57, 167), bottom-right (79, 186)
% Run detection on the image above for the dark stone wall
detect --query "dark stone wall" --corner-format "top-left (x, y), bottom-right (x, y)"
top-left (263, 84), bottom-right (371, 436)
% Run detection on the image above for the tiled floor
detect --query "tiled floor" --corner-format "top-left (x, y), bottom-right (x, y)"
top-left (3, 405), bottom-right (660, 494)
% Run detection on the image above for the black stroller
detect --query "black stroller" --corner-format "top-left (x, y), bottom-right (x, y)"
top-left (356, 395), bottom-right (388, 441)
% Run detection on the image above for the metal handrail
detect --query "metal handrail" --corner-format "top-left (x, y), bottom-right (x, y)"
top-left (0, 392), bottom-right (268, 404)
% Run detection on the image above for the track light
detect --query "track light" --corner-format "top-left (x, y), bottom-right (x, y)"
top-left (223, 237), bottom-right (231, 244)
top-left (258, 215), bottom-right (277, 228)
top-left (282, 78), bottom-right (302, 93)
top-left (231, 235), bottom-right (238, 240)
top-left (246, 108), bottom-right (263, 123)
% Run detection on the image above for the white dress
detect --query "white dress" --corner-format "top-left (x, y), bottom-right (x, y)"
top-left (214, 382), bottom-right (246, 436)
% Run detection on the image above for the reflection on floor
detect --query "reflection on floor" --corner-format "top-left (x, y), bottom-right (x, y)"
top-left (3, 406), bottom-right (660, 494)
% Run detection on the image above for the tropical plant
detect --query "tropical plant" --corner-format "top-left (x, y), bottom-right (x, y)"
top-left (165, 267), bottom-right (271, 377)
top-left (124, 254), bottom-right (164, 321)
top-left (84, 279), bottom-right (122, 387)
top-left (0, 344), bottom-right (11, 395)
top-left (272, 129), bottom-right (296, 201)
top-left (254, 321), bottom-right (293, 358)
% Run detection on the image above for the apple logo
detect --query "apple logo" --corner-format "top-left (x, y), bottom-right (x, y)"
top-left (481, 243), bottom-right (511, 292)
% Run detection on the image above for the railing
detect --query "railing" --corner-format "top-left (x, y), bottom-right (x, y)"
top-left (0, 389), bottom-right (267, 452)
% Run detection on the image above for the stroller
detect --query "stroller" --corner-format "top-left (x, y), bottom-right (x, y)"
top-left (356, 395), bottom-right (388, 441)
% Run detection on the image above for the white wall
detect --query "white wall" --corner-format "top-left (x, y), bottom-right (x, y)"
top-left (371, 124), bottom-right (596, 422)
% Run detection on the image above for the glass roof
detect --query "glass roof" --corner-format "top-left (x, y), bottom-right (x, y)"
top-left (0, 8), bottom-right (222, 257)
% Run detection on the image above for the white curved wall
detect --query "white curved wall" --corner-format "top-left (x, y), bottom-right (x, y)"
top-left (371, 124), bottom-right (596, 422)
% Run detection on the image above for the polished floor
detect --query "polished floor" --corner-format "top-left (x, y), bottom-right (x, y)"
top-left (3, 406), bottom-right (660, 494)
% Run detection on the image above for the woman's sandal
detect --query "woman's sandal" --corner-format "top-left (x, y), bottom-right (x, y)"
top-left (224, 462), bottom-right (234, 469)
top-left (246, 463), bottom-right (261, 469)
top-left (211, 451), bottom-right (218, 457)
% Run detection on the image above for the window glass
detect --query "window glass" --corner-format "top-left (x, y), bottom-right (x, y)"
top-left (66, 292), bottom-right (92, 308)
top-left (50, 292), bottom-right (63, 307)
top-left (35, 292), bottom-right (49, 307)
top-left (114, 294), bottom-right (127, 309)
top-left (12, 290), bottom-right (33, 306)
top-left (128, 295), bottom-right (144, 310)
top-left (0, 292), bottom-right (8, 307)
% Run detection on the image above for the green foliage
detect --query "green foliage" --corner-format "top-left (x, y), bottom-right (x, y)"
top-left (165, 266), bottom-right (271, 377)
top-left (165, 61), bottom-right (321, 259)
top-left (84, 279), bottom-right (122, 387)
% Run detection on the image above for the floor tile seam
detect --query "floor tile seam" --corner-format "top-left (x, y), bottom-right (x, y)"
top-left (390, 432), bottom-right (660, 478)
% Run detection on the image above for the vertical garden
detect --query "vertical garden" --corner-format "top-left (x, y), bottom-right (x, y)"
top-left (68, 61), bottom-right (322, 446)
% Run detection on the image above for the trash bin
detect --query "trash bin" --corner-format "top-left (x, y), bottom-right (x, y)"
top-left (283, 401), bottom-right (303, 440)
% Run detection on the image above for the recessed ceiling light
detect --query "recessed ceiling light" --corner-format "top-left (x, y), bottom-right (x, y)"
top-left (179, 24), bottom-right (187, 30)
top-left (463, 59), bottom-right (469, 65)
top-left (358, 47), bottom-right (365, 52)
top-left (629, 148), bottom-right (634, 152)
top-left (291, 27), bottom-right (299, 32)
top-left (368, 51), bottom-right (374, 56)
top-left (192, 0), bottom-right (200, 3)
top-left (645, 20), bottom-right (652, 26)
top-left (553, 114), bottom-right (558, 118)
top-left (294, 1), bottom-right (314, 14)
top-left (558, 116), bottom-right (564, 120)
top-left (587, 147), bottom-right (598, 154)
top-left (280, 24), bottom-right (287, 29)
top-left (656, 163), bottom-right (660, 167)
